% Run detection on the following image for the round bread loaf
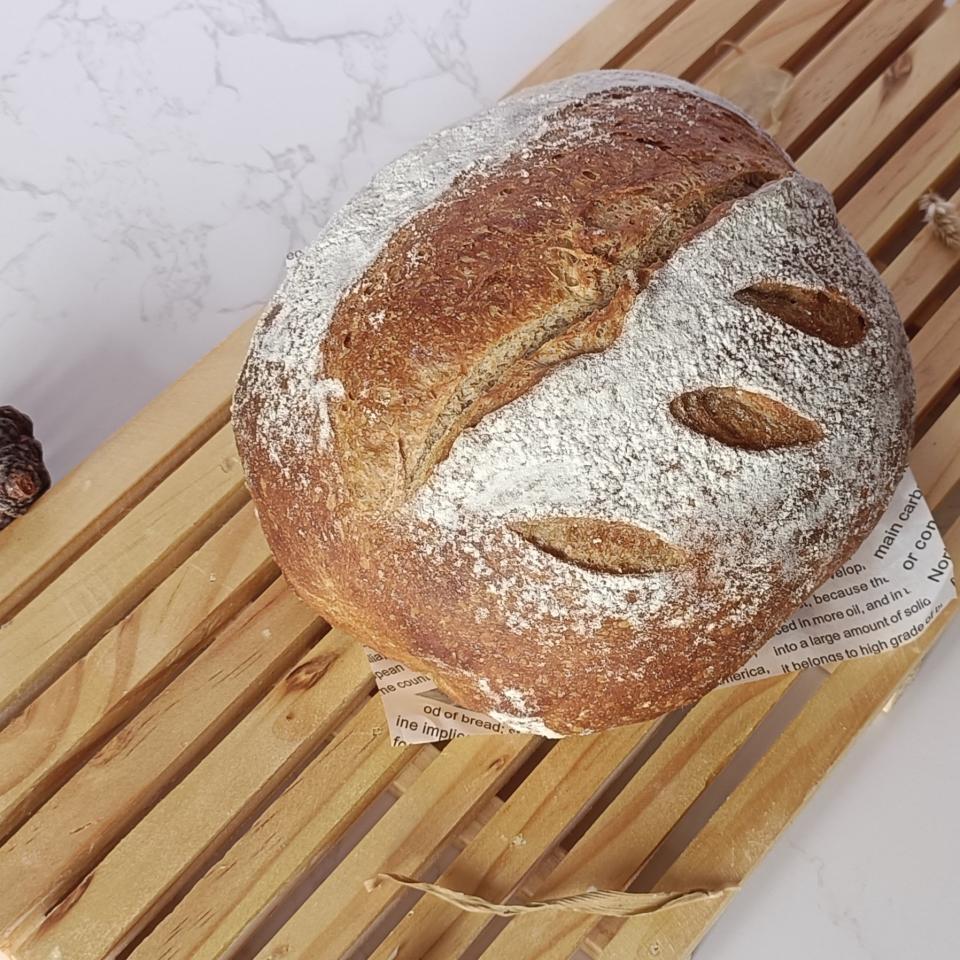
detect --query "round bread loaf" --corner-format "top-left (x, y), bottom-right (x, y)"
top-left (232, 71), bottom-right (914, 736)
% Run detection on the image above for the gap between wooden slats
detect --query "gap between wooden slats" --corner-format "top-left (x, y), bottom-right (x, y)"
top-left (37, 692), bottom-right (660, 958)
top-left (0, 582), bottom-right (331, 950)
top-left (252, 737), bottom-right (540, 960)
top-left (378, 676), bottom-right (793, 960)
top-left (838, 86), bottom-right (960, 256)
top-left (833, 70), bottom-right (960, 217)
top-left (908, 284), bottom-right (960, 447)
top-left (512, 0), bottom-right (697, 92)
top-left (620, 0), bottom-right (788, 81)
top-left (589, 571), bottom-right (960, 960)
top-left (316, 719), bottom-right (679, 960)
top-left (0, 625), bottom-right (383, 960)
top-left (0, 424), bottom-right (249, 728)
top-left (0, 502), bottom-right (278, 844)
top-left (703, 0), bottom-right (873, 79)
top-left (776, 0), bottom-right (941, 156)
top-left (798, 2), bottom-right (960, 202)
top-left (0, 318), bottom-right (257, 625)
top-left (888, 180), bottom-right (960, 336)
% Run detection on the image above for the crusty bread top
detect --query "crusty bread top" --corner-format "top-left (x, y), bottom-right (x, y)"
top-left (233, 71), bottom-right (779, 488)
top-left (233, 72), bottom-right (914, 735)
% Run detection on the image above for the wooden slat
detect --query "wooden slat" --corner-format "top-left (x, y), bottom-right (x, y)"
top-left (884, 185), bottom-right (960, 325)
top-left (839, 87), bottom-right (960, 252)
top-left (20, 696), bottom-right (408, 960)
top-left (621, 0), bottom-right (777, 79)
top-left (0, 318), bottom-right (256, 624)
top-left (912, 392), bottom-right (960, 508)
top-left (253, 736), bottom-right (537, 960)
top-left (910, 286), bottom-right (960, 415)
top-left (367, 722), bottom-right (659, 960)
top-left (125, 699), bottom-right (418, 960)
top-left (10, 632), bottom-right (378, 958)
top-left (0, 425), bottom-right (247, 726)
top-left (699, 0), bottom-right (870, 79)
top-left (511, 0), bottom-right (692, 91)
top-left (0, 581), bottom-right (324, 948)
top-left (10, 627), bottom-right (374, 960)
top-left (0, 504), bottom-right (275, 841)
top-left (477, 676), bottom-right (794, 960)
top-left (799, 2), bottom-right (960, 194)
top-left (596, 586), bottom-right (960, 960)
top-left (776, 0), bottom-right (936, 152)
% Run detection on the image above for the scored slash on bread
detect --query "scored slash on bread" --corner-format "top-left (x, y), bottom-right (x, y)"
top-left (233, 72), bottom-right (913, 735)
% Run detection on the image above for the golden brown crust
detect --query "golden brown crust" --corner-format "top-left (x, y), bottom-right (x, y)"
top-left (323, 86), bottom-right (790, 510)
top-left (233, 74), bottom-right (913, 736)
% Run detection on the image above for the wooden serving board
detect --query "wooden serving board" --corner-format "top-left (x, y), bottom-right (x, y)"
top-left (2, 1), bottom-right (959, 957)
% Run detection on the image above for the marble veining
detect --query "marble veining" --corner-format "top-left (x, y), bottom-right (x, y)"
top-left (0, 0), bottom-right (605, 477)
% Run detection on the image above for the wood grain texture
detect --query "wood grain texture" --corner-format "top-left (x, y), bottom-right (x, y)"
top-left (127, 697), bottom-right (418, 960)
top-left (479, 675), bottom-right (794, 959)
top-left (0, 424), bottom-right (248, 726)
top-left (0, 504), bottom-right (275, 842)
top-left (511, 0), bottom-right (692, 91)
top-left (910, 286), bottom-right (960, 416)
top-left (20, 680), bottom-right (394, 960)
top-left (596, 597), bottom-right (959, 960)
top-left (839, 87), bottom-right (960, 253)
top-left (621, 0), bottom-right (776, 79)
top-left (0, 580), bottom-right (324, 950)
top-left (0, 318), bottom-right (256, 624)
top-left (798, 2), bottom-right (960, 193)
top-left (912, 392), bottom-right (960, 509)
top-left (254, 736), bottom-right (538, 960)
top-left (369, 721), bottom-right (660, 960)
top-left (883, 184), bottom-right (960, 325)
top-left (699, 0), bottom-right (870, 79)
top-left (776, 0), bottom-right (937, 152)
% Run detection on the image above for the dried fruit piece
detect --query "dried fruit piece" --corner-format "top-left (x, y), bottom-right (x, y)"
top-left (510, 516), bottom-right (687, 574)
top-left (0, 405), bottom-right (34, 445)
top-left (670, 387), bottom-right (823, 450)
top-left (0, 406), bottom-right (50, 530)
top-left (735, 281), bottom-right (866, 347)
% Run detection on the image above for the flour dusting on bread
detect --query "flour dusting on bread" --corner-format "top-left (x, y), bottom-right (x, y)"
top-left (233, 71), bottom-right (914, 736)
top-left (410, 175), bottom-right (911, 649)
top-left (233, 71), bottom-right (764, 471)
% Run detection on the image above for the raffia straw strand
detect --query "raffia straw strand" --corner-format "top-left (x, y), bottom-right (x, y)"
top-left (919, 192), bottom-right (960, 250)
top-left (364, 872), bottom-right (738, 918)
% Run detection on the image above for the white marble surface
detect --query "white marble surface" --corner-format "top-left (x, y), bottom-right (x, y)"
top-left (2, 3), bottom-right (957, 958)
top-left (1, 0), bottom-right (610, 479)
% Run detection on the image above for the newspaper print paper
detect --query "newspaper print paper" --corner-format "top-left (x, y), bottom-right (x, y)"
top-left (367, 472), bottom-right (955, 745)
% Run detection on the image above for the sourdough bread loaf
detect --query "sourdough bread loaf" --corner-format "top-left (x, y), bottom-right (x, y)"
top-left (232, 71), bottom-right (914, 736)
